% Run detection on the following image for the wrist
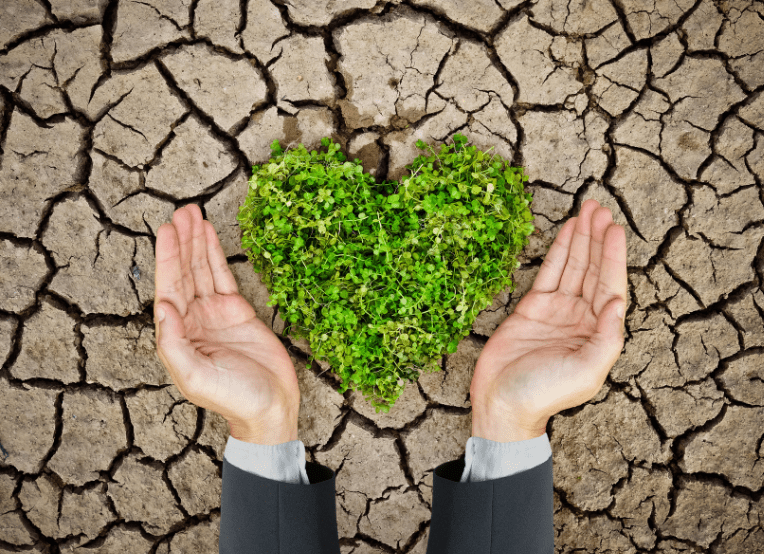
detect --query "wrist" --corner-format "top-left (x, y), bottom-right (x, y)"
top-left (471, 416), bottom-right (547, 443)
top-left (228, 421), bottom-right (298, 445)
top-left (227, 408), bottom-right (299, 445)
top-left (470, 394), bottom-right (548, 443)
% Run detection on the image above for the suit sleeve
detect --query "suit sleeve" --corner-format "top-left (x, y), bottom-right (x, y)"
top-left (219, 437), bottom-right (341, 554)
top-left (426, 434), bottom-right (554, 554)
top-left (219, 436), bottom-right (553, 554)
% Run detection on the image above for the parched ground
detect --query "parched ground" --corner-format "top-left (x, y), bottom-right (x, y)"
top-left (0, 0), bottom-right (763, 552)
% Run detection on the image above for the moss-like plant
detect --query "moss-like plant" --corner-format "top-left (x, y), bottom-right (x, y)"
top-left (237, 134), bottom-right (534, 413)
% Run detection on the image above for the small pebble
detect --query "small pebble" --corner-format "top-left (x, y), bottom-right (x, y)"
top-left (297, 75), bottom-right (303, 81)
top-left (132, 265), bottom-right (141, 280)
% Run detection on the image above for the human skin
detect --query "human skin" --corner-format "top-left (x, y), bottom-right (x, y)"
top-left (470, 198), bottom-right (628, 442)
top-left (154, 199), bottom-right (626, 446)
top-left (154, 204), bottom-right (300, 445)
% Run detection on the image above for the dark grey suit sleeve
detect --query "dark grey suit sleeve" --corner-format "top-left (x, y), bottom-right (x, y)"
top-left (426, 454), bottom-right (554, 554)
top-left (219, 438), bottom-right (553, 554)
top-left (219, 458), bottom-right (341, 554)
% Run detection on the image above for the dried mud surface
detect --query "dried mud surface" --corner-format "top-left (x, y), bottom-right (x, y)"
top-left (1, 0), bottom-right (764, 552)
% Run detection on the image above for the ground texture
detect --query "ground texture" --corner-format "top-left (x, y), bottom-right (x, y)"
top-left (0, 0), bottom-right (763, 552)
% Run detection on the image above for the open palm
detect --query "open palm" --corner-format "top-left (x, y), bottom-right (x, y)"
top-left (154, 205), bottom-right (300, 444)
top-left (470, 199), bottom-right (628, 440)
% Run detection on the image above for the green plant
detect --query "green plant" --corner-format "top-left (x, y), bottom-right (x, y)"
top-left (237, 134), bottom-right (534, 413)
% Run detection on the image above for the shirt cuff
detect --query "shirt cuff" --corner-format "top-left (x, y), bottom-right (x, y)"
top-left (459, 433), bottom-right (552, 483)
top-left (224, 435), bottom-right (311, 485)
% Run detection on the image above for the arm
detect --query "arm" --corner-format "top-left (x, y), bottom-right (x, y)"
top-left (426, 199), bottom-right (627, 553)
top-left (219, 433), bottom-right (552, 554)
top-left (428, 447), bottom-right (554, 554)
top-left (219, 440), bottom-right (340, 554)
top-left (152, 206), bottom-right (341, 552)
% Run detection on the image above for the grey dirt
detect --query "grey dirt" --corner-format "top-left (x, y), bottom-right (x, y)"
top-left (0, 0), bottom-right (763, 552)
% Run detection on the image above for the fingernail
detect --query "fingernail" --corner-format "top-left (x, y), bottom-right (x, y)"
top-left (156, 306), bottom-right (166, 322)
top-left (616, 302), bottom-right (624, 319)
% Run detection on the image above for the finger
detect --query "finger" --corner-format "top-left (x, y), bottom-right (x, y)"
top-left (558, 199), bottom-right (601, 297)
top-left (582, 207), bottom-right (614, 307)
top-left (155, 222), bottom-right (188, 319)
top-left (173, 207), bottom-right (196, 306)
top-left (531, 217), bottom-right (577, 294)
top-left (187, 204), bottom-right (216, 298)
top-left (592, 224), bottom-right (628, 317)
top-left (204, 220), bottom-right (239, 295)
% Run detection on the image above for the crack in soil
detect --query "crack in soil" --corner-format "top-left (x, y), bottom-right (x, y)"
top-left (3, 1), bottom-right (764, 550)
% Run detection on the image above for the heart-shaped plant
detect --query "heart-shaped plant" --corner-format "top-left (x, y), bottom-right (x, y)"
top-left (237, 134), bottom-right (534, 413)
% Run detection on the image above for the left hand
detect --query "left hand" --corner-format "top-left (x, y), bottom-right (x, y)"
top-left (153, 204), bottom-right (300, 445)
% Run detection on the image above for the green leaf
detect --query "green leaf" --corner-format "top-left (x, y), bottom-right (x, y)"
top-left (239, 135), bottom-right (532, 413)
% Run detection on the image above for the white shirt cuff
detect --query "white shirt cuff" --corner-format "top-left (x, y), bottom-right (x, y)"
top-left (223, 433), bottom-right (551, 485)
top-left (459, 433), bottom-right (552, 482)
top-left (224, 435), bottom-right (310, 485)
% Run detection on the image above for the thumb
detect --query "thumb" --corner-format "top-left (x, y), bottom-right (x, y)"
top-left (155, 301), bottom-right (186, 347)
top-left (154, 302), bottom-right (208, 395)
top-left (570, 297), bottom-right (626, 381)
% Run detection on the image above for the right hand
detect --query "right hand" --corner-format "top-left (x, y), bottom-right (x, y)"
top-left (469, 199), bottom-right (628, 442)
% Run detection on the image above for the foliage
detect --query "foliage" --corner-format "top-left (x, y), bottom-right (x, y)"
top-left (237, 134), bottom-right (535, 413)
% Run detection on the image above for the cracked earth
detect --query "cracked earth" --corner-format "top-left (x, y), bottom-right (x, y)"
top-left (0, 0), bottom-right (763, 552)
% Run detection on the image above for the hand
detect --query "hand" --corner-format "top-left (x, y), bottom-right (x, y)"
top-left (153, 205), bottom-right (301, 445)
top-left (469, 199), bottom-right (627, 442)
